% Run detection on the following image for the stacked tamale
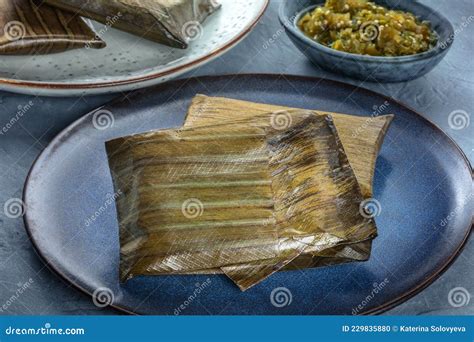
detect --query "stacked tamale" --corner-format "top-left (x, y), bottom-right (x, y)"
top-left (1, 0), bottom-right (220, 54)
top-left (43, 0), bottom-right (221, 48)
top-left (106, 95), bottom-right (394, 290)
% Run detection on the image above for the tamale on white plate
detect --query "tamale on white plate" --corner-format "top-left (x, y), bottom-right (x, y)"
top-left (0, 0), bottom-right (268, 95)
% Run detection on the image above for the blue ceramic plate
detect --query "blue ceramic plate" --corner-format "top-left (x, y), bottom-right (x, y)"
top-left (23, 75), bottom-right (473, 315)
top-left (279, 0), bottom-right (455, 82)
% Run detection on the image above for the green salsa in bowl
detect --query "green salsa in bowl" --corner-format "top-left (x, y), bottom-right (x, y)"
top-left (279, 0), bottom-right (454, 82)
top-left (298, 0), bottom-right (438, 57)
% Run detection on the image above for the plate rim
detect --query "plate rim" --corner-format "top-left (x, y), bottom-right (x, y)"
top-left (22, 74), bottom-right (474, 315)
top-left (0, 0), bottom-right (269, 92)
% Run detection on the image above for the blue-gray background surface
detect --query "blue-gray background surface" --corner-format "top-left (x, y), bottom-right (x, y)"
top-left (0, 0), bottom-right (472, 315)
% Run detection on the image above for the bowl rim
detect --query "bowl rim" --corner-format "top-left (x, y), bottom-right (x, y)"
top-left (278, 0), bottom-right (455, 63)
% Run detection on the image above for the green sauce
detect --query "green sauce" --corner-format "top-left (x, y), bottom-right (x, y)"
top-left (298, 0), bottom-right (437, 56)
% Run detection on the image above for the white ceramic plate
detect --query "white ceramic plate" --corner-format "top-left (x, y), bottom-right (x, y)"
top-left (0, 0), bottom-right (268, 97)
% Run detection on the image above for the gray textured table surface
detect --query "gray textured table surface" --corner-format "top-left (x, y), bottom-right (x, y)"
top-left (0, 0), bottom-right (472, 315)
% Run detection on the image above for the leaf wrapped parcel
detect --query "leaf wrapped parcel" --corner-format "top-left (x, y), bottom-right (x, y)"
top-left (44, 0), bottom-right (221, 48)
top-left (106, 113), bottom-right (376, 290)
top-left (219, 114), bottom-right (377, 290)
top-left (107, 123), bottom-right (280, 280)
top-left (184, 95), bottom-right (393, 273)
top-left (0, 0), bottom-right (105, 55)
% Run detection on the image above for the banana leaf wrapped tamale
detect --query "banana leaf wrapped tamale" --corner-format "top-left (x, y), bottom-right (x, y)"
top-left (43, 0), bottom-right (220, 49)
top-left (107, 124), bottom-right (280, 280)
top-left (220, 114), bottom-right (377, 290)
top-left (184, 95), bottom-right (393, 274)
top-left (0, 0), bottom-right (105, 55)
top-left (106, 113), bottom-right (376, 290)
